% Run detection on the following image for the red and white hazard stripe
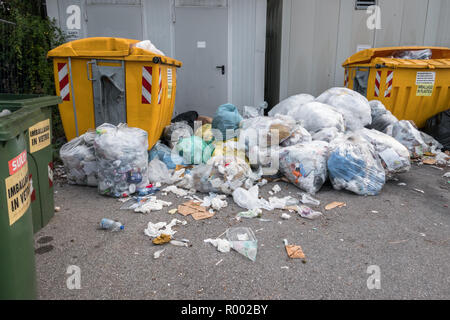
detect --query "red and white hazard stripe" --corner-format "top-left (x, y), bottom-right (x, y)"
top-left (58, 63), bottom-right (70, 101)
top-left (374, 70), bottom-right (381, 97)
top-left (158, 71), bottom-right (162, 104)
top-left (142, 66), bottom-right (152, 104)
top-left (384, 71), bottom-right (394, 98)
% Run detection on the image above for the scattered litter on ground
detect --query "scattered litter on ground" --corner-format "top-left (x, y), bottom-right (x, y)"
top-left (201, 193), bottom-right (228, 210)
top-left (371, 210), bottom-right (379, 214)
top-left (272, 184), bottom-right (281, 194)
top-left (178, 200), bottom-right (215, 220)
top-left (232, 186), bottom-right (272, 211)
top-left (144, 219), bottom-right (186, 238)
top-left (170, 240), bottom-right (190, 247)
top-left (152, 234), bottom-right (171, 245)
top-left (299, 193), bottom-right (320, 206)
top-left (168, 208), bottom-right (178, 215)
top-left (215, 259), bottom-right (224, 266)
top-left (285, 205), bottom-right (323, 220)
top-left (163, 185), bottom-right (191, 197)
top-left (227, 227), bottom-right (258, 262)
top-left (54, 206), bottom-right (61, 212)
top-left (204, 238), bottom-right (231, 253)
top-left (281, 266), bottom-right (290, 270)
top-left (283, 239), bottom-right (306, 259)
top-left (134, 197), bottom-right (172, 214)
top-left (99, 218), bottom-right (124, 231)
top-left (325, 201), bottom-right (347, 211)
top-left (236, 208), bottom-right (262, 220)
top-left (398, 183), bottom-right (407, 186)
top-left (154, 249), bottom-right (165, 259)
top-left (413, 188), bottom-right (425, 194)
top-left (281, 213), bottom-right (291, 220)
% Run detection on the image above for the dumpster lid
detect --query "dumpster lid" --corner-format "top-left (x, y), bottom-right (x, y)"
top-left (342, 46), bottom-right (450, 69)
top-left (0, 94), bottom-right (62, 108)
top-left (48, 37), bottom-right (182, 67)
top-left (0, 107), bottom-right (45, 141)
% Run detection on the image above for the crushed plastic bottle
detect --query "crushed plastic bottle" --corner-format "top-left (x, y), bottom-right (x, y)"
top-left (100, 218), bottom-right (124, 231)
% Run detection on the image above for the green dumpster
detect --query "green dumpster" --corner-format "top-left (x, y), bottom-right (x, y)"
top-left (0, 94), bottom-right (61, 233)
top-left (0, 105), bottom-right (43, 299)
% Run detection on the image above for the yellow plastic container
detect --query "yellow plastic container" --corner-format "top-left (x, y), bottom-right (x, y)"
top-left (48, 37), bottom-right (182, 149)
top-left (342, 46), bottom-right (450, 128)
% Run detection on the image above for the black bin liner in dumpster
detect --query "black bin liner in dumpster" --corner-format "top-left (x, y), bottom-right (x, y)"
top-left (423, 109), bottom-right (450, 151)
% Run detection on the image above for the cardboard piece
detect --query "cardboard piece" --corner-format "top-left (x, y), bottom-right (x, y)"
top-left (285, 245), bottom-right (305, 259)
top-left (178, 201), bottom-right (213, 220)
top-left (325, 201), bottom-right (346, 211)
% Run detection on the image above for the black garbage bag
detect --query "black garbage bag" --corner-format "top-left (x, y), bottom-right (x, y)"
top-left (423, 109), bottom-right (450, 151)
top-left (171, 111), bottom-right (199, 129)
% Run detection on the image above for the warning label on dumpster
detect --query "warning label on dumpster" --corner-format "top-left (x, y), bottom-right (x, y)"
top-left (167, 68), bottom-right (173, 99)
top-left (29, 119), bottom-right (51, 153)
top-left (5, 162), bottom-right (31, 226)
top-left (416, 72), bottom-right (435, 96)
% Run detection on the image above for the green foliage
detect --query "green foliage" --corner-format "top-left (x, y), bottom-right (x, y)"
top-left (1, 0), bottom-right (67, 157)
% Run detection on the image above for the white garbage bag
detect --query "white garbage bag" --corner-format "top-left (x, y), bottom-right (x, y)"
top-left (60, 130), bottom-right (98, 186)
top-left (356, 128), bottom-right (410, 179)
top-left (135, 40), bottom-right (165, 56)
top-left (315, 87), bottom-right (372, 131)
top-left (279, 141), bottom-right (329, 194)
top-left (385, 120), bottom-right (429, 157)
top-left (281, 124), bottom-right (312, 147)
top-left (268, 94), bottom-right (315, 117)
top-left (367, 100), bottom-right (398, 132)
top-left (94, 123), bottom-right (149, 197)
top-left (327, 134), bottom-right (385, 196)
top-left (286, 101), bottom-right (345, 134)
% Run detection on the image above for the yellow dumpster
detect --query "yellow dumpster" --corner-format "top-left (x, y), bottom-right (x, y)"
top-left (342, 46), bottom-right (450, 128)
top-left (48, 37), bottom-right (182, 149)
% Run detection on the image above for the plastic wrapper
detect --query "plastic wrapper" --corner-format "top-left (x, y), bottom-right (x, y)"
top-left (247, 144), bottom-right (281, 176)
top-left (393, 49), bottom-right (432, 60)
top-left (60, 130), bottom-right (98, 186)
top-left (367, 100), bottom-right (398, 132)
top-left (357, 128), bottom-right (410, 178)
top-left (281, 124), bottom-right (312, 147)
top-left (148, 158), bottom-right (170, 184)
top-left (134, 40), bottom-right (165, 56)
top-left (181, 155), bottom-right (259, 195)
top-left (286, 101), bottom-right (345, 134)
top-left (195, 123), bottom-right (214, 144)
top-left (327, 134), bottom-right (385, 196)
top-left (315, 87), bottom-right (372, 131)
top-left (312, 127), bottom-right (343, 143)
top-left (239, 115), bottom-right (296, 148)
top-left (148, 140), bottom-right (185, 170)
top-left (175, 136), bottom-right (214, 165)
top-left (268, 94), bottom-right (315, 117)
top-left (212, 139), bottom-right (247, 162)
top-left (94, 123), bottom-right (149, 198)
top-left (163, 121), bottom-right (192, 148)
top-left (279, 141), bottom-right (329, 194)
top-left (212, 103), bottom-right (243, 140)
top-left (227, 227), bottom-right (258, 262)
top-left (242, 101), bottom-right (268, 119)
top-left (385, 120), bottom-right (428, 157)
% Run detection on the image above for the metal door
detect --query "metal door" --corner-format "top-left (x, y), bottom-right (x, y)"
top-left (88, 59), bottom-right (127, 127)
top-left (174, 4), bottom-right (228, 117)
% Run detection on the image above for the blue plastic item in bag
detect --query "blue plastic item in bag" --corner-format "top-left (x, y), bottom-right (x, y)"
top-left (212, 103), bottom-right (243, 140)
top-left (148, 140), bottom-right (185, 170)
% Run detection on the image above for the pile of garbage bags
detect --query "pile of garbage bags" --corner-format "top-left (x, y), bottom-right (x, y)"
top-left (59, 86), bottom-right (448, 202)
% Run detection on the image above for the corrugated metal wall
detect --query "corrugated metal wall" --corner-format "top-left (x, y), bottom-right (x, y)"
top-left (279, 0), bottom-right (450, 101)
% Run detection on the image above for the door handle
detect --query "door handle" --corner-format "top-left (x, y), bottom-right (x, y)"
top-left (216, 65), bottom-right (225, 75)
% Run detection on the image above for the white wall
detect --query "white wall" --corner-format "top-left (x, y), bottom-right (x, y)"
top-left (279, 0), bottom-right (450, 101)
top-left (46, 0), bottom-right (266, 108)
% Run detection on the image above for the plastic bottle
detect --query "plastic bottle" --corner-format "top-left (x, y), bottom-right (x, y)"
top-left (100, 218), bottom-right (124, 231)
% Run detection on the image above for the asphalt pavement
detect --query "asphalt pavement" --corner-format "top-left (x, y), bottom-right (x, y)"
top-left (34, 164), bottom-right (450, 299)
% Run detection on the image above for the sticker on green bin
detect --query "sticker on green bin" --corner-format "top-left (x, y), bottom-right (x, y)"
top-left (5, 151), bottom-right (31, 225)
top-left (28, 119), bottom-right (51, 153)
